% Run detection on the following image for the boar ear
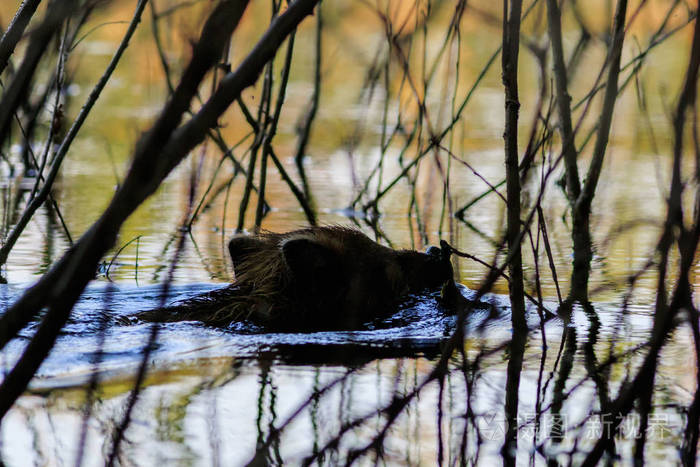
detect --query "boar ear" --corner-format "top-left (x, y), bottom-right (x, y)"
top-left (228, 236), bottom-right (266, 268)
top-left (282, 238), bottom-right (339, 279)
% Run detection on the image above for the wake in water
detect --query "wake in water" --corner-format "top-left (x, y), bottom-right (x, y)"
top-left (0, 281), bottom-right (519, 380)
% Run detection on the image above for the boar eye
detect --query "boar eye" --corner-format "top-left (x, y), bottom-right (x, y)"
top-left (426, 245), bottom-right (441, 257)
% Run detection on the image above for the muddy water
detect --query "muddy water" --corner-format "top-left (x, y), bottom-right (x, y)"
top-left (0, 1), bottom-right (698, 465)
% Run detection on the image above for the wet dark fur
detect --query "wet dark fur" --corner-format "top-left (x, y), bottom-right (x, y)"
top-left (136, 226), bottom-right (454, 331)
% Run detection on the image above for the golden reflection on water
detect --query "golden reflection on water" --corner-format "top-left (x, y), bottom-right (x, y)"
top-left (0, 0), bottom-right (692, 299)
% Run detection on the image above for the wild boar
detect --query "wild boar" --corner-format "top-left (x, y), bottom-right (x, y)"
top-left (136, 226), bottom-right (455, 331)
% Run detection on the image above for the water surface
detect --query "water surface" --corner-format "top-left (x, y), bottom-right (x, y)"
top-left (0, 1), bottom-right (697, 465)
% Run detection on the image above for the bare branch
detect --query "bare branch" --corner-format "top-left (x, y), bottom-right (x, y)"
top-left (0, 0), bottom-right (43, 76)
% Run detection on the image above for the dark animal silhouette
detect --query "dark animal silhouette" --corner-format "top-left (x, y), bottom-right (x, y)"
top-left (136, 226), bottom-right (456, 331)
